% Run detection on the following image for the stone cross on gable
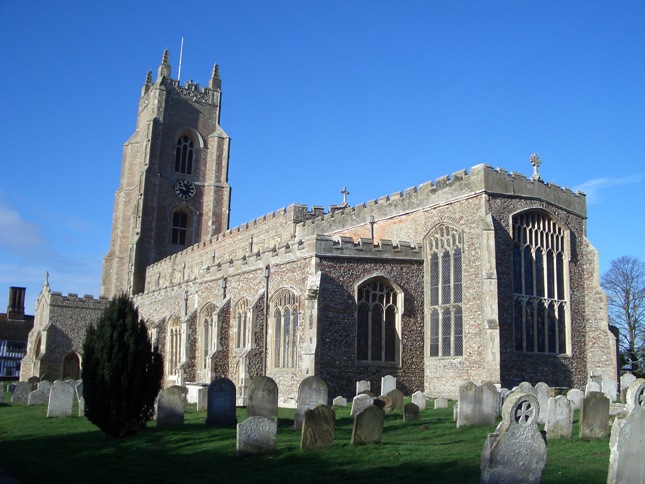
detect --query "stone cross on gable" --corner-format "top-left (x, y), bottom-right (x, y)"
top-left (530, 153), bottom-right (543, 182)
top-left (340, 187), bottom-right (350, 206)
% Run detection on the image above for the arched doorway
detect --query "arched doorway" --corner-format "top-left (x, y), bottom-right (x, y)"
top-left (62, 352), bottom-right (81, 380)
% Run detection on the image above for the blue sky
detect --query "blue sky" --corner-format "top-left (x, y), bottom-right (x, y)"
top-left (1, 1), bottom-right (643, 313)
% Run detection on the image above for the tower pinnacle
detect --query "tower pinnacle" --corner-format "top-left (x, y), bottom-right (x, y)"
top-left (157, 49), bottom-right (171, 80)
top-left (209, 63), bottom-right (221, 90)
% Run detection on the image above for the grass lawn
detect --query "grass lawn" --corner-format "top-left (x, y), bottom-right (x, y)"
top-left (0, 393), bottom-right (609, 483)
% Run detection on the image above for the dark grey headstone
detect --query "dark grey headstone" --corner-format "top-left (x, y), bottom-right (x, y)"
top-left (580, 391), bottom-right (609, 439)
top-left (387, 389), bottom-right (404, 411)
top-left (301, 405), bottom-right (335, 450)
top-left (247, 376), bottom-right (278, 421)
top-left (27, 389), bottom-right (48, 406)
top-left (11, 382), bottom-right (33, 404)
top-left (294, 375), bottom-right (328, 430)
top-left (206, 377), bottom-right (237, 426)
top-left (156, 386), bottom-right (187, 426)
top-left (404, 402), bottom-right (419, 422)
top-left (351, 405), bottom-right (385, 445)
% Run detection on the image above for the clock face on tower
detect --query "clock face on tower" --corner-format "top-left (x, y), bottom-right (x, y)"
top-left (174, 179), bottom-right (196, 200)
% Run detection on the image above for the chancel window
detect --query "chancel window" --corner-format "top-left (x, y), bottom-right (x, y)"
top-left (512, 211), bottom-right (569, 354)
top-left (272, 289), bottom-right (299, 368)
top-left (356, 279), bottom-right (400, 363)
top-left (171, 211), bottom-right (188, 245)
top-left (175, 135), bottom-right (194, 174)
top-left (167, 316), bottom-right (181, 375)
top-left (235, 298), bottom-right (251, 349)
top-left (427, 225), bottom-right (463, 357)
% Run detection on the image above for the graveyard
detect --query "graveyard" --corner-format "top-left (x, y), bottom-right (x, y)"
top-left (0, 387), bottom-right (613, 483)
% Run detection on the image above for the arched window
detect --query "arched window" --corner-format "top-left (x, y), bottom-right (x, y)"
top-left (199, 303), bottom-right (218, 371)
top-left (175, 135), bottom-right (194, 174)
top-left (171, 210), bottom-right (188, 246)
top-left (427, 225), bottom-right (463, 357)
top-left (61, 352), bottom-right (80, 380)
top-left (512, 211), bottom-right (569, 354)
top-left (167, 316), bottom-right (181, 375)
top-left (356, 279), bottom-right (400, 363)
top-left (235, 298), bottom-right (251, 349)
top-left (271, 289), bottom-right (299, 368)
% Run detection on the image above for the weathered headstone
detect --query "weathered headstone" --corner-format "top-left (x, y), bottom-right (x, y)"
top-left (47, 381), bottom-right (75, 418)
top-left (518, 381), bottom-right (536, 396)
top-left (585, 381), bottom-right (601, 395)
top-left (247, 376), bottom-right (278, 421)
top-left (27, 389), bottom-right (48, 406)
top-left (156, 386), bottom-right (187, 426)
top-left (374, 395), bottom-right (391, 412)
top-left (300, 405), bottom-right (335, 450)
top-left (380, 375), bottom-right (396, 396)
top-left (566, 388), bottom-right (584, 410)
top-left (607, 378), bottom-right (645, 483)
top-left (332, 396), bottom-right (347, 407)
top-left (602, 378), bottom-right (618, 403)
top-left (294, 375), bottom-right (328, 430)
top-left (7, 383), bottom-right (16, 394)
top-left (620, 373), bottom-right (636, 394)
top-left (356, 380), bottom-right (370, 395)
top-left (38, 380), bottom-right (52, 396)
top-left (27, 376), bottom-right (40, 387)
top-left (11, 382), bottom-right (31, 404)
top-left (387, 389), bottom-right (404, 411)
top-left (197, 387), bottom-right (208, 411)
top-left (545, 395), bottom-right (573, 440)
top-left (206, 377), bottom-right (237, 426)
top-left (579, 391), bottom-right (610, 439)
top-left (456, 381), bottom-right (498, 428)
top-left (351, 405), bottom-right (385, 445)
top-left (434, 396), bottom-right (449, 409)
top-left (535, 382), bottom-right (549, 425)
top-left (404, 402), bottom-right (419, 422)
top-left (481, 392), bottom-right (546, 483)
top-left (236, 416), bottom-right (277, 456)
top-left (75, 381), bottom-right (84, 417)
top-left (411, 391), bottom-right (426, 410)
top-left (351, 393), bottom-right (374, 417)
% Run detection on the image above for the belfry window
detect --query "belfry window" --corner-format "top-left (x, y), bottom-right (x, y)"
top-left (171, 211), bottom-right (188, 245)
top-left (356, 279), bottom-right (400, 363)
top-left (512, 211), bottom-right (569, 354)
top-left (427, 225), bottom-right (463, 357)
top-left (175, 136), bottom-right (194, 174)
top-left (272, 289), bottom-right (299, 369)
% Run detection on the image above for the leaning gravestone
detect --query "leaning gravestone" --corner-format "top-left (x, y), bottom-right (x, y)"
top-left (404, 402), bottom-right (419, 422)
top-left (457, 381), bottom-right (498, 428)
top-left (156, 386), bottom-right (187, 426)
top-left (607, 378), bottom-right (645, 483)
top-left (206, 377), bottom-right (237, 426)
top-left (27, 389), bottom-right (48, 406)
top-left (380, 375), bottom-right (396, 396)
top-left (197, 387), bottom-right (208, 411)
top-left (237, 416), bottom-right (277, 456)
top-left (351, 393), bottom-right (374, 417)
top-left (579, 391), bottom-right (610, 439)
top-left (301, 405), bottom-right (335, 450)
top-left (387, 389), bottom-right (404, 411)
top-left (11, 382), bottom-right (31, 404)
top-left (434, 396), bottom-right (449, 409)
top-left (356, 380), bottom-right (370, 395)
top-left (247, 376), bottom-right (278, 421)
top-left (294, 375), bottom-right (328, 430)
top-left (545, 395), bottom-right (573, 440)
top-left (332, 396), bottom-right (347, 407)
top-left (411, 391), bottom-right (426, 410)
top-left (351, 405), bottom-right (385, 445)
top-left (480, 392), bottom-right (546, 483)
top-left (566, 389), bottom-right (584, 410)
top-left (47, 381), bottom-right (75, 418)
top-left (535, 382), bottom-right (550, 425)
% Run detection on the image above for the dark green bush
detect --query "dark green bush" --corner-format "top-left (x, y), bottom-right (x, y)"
top-left (82, 295), bottom-right (163, 438)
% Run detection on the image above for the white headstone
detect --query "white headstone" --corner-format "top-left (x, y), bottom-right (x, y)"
top-left (457, 381), bottom-right (498, 428)
top-left (294, 375), bottom-right (328, 430)
top-left (197, 387), bottom-right (208, 411)
top-left (518, 381), bottom-right (536, 396)
top-left (351, 393), bottom-right (374, 417)
top-left (411, 391), bottom-right (426, 410)
top-left (620, 373), bottom-right (637, 392)
top-left (380, 375), bottom-right (396, 396)
top-left (237, 416), bottom-right (277, 456)
top-left (602, 378), bottom-right (618, 402)
top-left (534, 382), bottom-right (549, 425)
top-left (332, 396), bottom-right (347, 407)
top-left (545, 395), bottom-right (573, 440)
top-left (356, 380), bottom-right (370, 395)
top-left (566, 389), bottom-right (584, 410)
top-left (47, 381), bottom-right (75, 417)
top-left (37, 380), bottom-right (53, 396)
top-left (585, 381), bottom-right (601, 394)
top-left (434, 396), bottom-right (449, 409)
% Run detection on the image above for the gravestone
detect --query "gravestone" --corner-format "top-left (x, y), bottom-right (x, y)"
top-left (535, 382), bottom-right (549, 425)
top-left (386, 389), bottom-right (404, 411)
top-left (351, 405), bottom-right (385, 445)
top-left (579, 391), bottom-right (610, 439)
top-left (566, 388), bottom-right (584, 410)
top-left (498, 388), bottom-right (510, 416)
top-left (545, 395), bottom-right (573, 440)
top-left (380, 375), bottom-right (396, 396)
top-left (37, 380), bottom-right (52, 396)
top-left (356, 380), bottom-right (370, 395)
top-left (456, 381), bottom-right (498, 428)
top-left (351, 393), bottom-right (374, 417)
top-left (518, 381), bottom-right (536, 396)
top-left (434, 396), bottom-right (448, 409)
top-left (47, 381), bottom-right (74, 418)
top-left (300, 405), bottom-right (335, 450)
top-left (11, 382), bottom-right (31, 404)
top-left (620, 373), bottom-right (636, 396)
top-left (156, 386), bottom-right (187, 426)
top-left (585, 381), bottom-right (601, 394)
top-left (75, 381), bottom-right (84, 417)
top-left (206, 377), bottom-right (237, 426)
top-left (8, 383), bottom-right (16, 394)
top-left (404, 402), bottom-right (419, 422)
top-left (236, 416), bottom-right (277, 456)
top-left (28, 376), bottom-right (40, 387)
top-left (375, 395), bottom-right (391, 412)
top-left (411, 391), bottom-right (426, 410)
top-left (607, 378), bottom-right (645, 483)
top-left (197, 387), bottom-right (208, 411)
top-left (27, 389), bottom-right (48, 406)
top-left (294, 375), bottom-right (328, 430)
top-left (332, 396), bottom-right (347, 407)
top-left (481, 392), bottom-right (546, 483)
top-left (247, 376), bottom-right (278, 421)
top-left (602, 379), bottom-right (618, 402)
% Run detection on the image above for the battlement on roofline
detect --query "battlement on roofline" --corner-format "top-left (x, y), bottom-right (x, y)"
top-left (50, 292), bottom-right (107, 302)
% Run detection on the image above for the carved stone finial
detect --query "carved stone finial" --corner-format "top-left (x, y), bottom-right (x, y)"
top-left (212, 64), bottom-right (220, 80)
top-left (209, 63), bottom-right (221, 90)
top-left (341, 187), bottom-right (350, 206)
top-left (44, 271), bottom-right (50, 287)
top-left (530, 153), bottom-right (542, 182)
top-left (145, 70), bottom-right (152, 85)
top-left (158, 49), bottom-right (171, 80)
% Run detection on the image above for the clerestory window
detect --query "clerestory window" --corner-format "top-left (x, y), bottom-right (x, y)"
top-left (175, 135), bottom-right (194, 174)
top-left (272, 289), bottom-right (299, 369)
top-left (512, 211), bottom-right (569, 354)
top-left (356, 279), bottom-right (400, 363)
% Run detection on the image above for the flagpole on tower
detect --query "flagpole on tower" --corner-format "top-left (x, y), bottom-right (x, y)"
top-left (178, 37), bottom-right (184, 82)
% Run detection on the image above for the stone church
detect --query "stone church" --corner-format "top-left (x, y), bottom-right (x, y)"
top-left (21, 51), bottom-right (617, 405)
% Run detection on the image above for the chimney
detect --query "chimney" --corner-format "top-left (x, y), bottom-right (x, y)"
top-left (7, 287), bottom-right (26, 320)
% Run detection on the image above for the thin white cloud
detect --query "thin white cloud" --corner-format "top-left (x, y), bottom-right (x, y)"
top-left (0, 199), bottom-right (45, 251)
top-left (573, 174), bottom-right (643, 204)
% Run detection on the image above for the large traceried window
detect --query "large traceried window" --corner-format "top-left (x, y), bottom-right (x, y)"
top-left (167, 316), bottom-right (181, 375)
top-left (235, 298), bottom-right (252, 349)
top-left (272, 289), bottom-right (299, 369)
top-left (428, 225), bottom-right (463, 357)
top-left (356, 279), bottom-right (400, 363)
top-left (175, 135), bottom-right (194, 174)
top-left (171, 210), bottom-right (188, 246)
top-left (512, 211), bottom-right (569, 354)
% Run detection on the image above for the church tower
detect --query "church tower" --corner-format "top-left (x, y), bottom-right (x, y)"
top-left (101, 50), bottom-right (231, 298)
